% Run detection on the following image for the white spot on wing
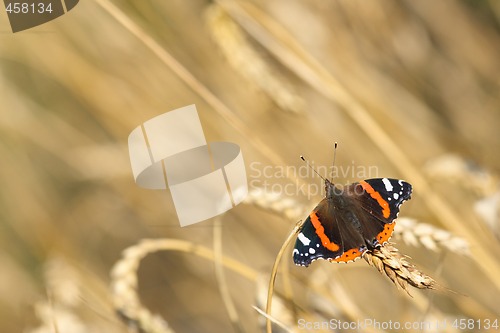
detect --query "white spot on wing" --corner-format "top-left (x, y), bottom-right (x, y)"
top-left (298, 233), bottom-right (311, 246)
top-left (393, 193), bottom-right (399, 200)
top-left (293, 249), bottom-right (299, 255)
top-left (382, 178), bottom-right (393, 192)
top-left (309, 248), bottom-right (315, 254)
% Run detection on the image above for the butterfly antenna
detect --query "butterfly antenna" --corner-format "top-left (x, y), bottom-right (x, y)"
top-left (300, 155), bottom-right (326, 181)
top-left (330, 142), bottom-right (338, 182)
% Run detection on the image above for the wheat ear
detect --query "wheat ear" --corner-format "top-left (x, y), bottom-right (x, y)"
top-left (363, 243), bottom-right (436, 297)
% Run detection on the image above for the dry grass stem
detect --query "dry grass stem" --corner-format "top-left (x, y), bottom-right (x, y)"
top-left (213, 218), bottom-right (244, 333)
top-left (363, 244), bottom-right (436, 297)
top-left (253, 306), bottom-right (294, 333)
top-left (205, 4), bottom-right (304, 114)
top-left (255, 275), bottom-right (295, 333)
top-left (278, 252), bottom-right (296, 321)
top-left (265, 220), bottom-right (304, 333)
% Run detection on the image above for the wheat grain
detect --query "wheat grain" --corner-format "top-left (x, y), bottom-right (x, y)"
top-left (395, 218), bottom-right (470, 255)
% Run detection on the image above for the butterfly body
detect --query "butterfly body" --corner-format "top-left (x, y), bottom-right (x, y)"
top-left (293, 178), bottom-right (412, 267)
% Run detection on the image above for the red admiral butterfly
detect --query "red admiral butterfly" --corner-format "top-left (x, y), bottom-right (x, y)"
top-left (293, 165), bottom-right (412, 267)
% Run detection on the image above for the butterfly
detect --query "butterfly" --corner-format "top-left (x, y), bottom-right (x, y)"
top-left (293, 177), bottom-right (412, 266)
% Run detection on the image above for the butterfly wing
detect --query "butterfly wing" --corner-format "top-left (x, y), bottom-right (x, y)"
top-left (293, 200), bottom-right (341, 267)
top-left (293, 198), bottom-right (367, 266)
top-left (353, 178), bottom-right (412, 246)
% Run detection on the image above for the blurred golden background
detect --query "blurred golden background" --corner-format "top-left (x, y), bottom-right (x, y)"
top-left (1, 0), bottom-right (500, 332)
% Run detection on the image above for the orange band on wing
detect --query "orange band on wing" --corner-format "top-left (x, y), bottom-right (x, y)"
top-left (310, 212), bottom-right (340, 252)
top-left (376, 221), bottom-right (395, 244)
top-left (331, 248), bottom-right (363, 263)
top-left (359, 180), bottom-right (391, 218)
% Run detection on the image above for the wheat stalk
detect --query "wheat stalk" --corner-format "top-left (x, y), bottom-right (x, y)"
top-left (255, 274), bottom-right (296, 333)
top-left (264, 220), bottom-right (304, 333)
top-left (253, 306), bottom-right (294, 333)
top-left (212, 218), bottom-right (244, 333)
